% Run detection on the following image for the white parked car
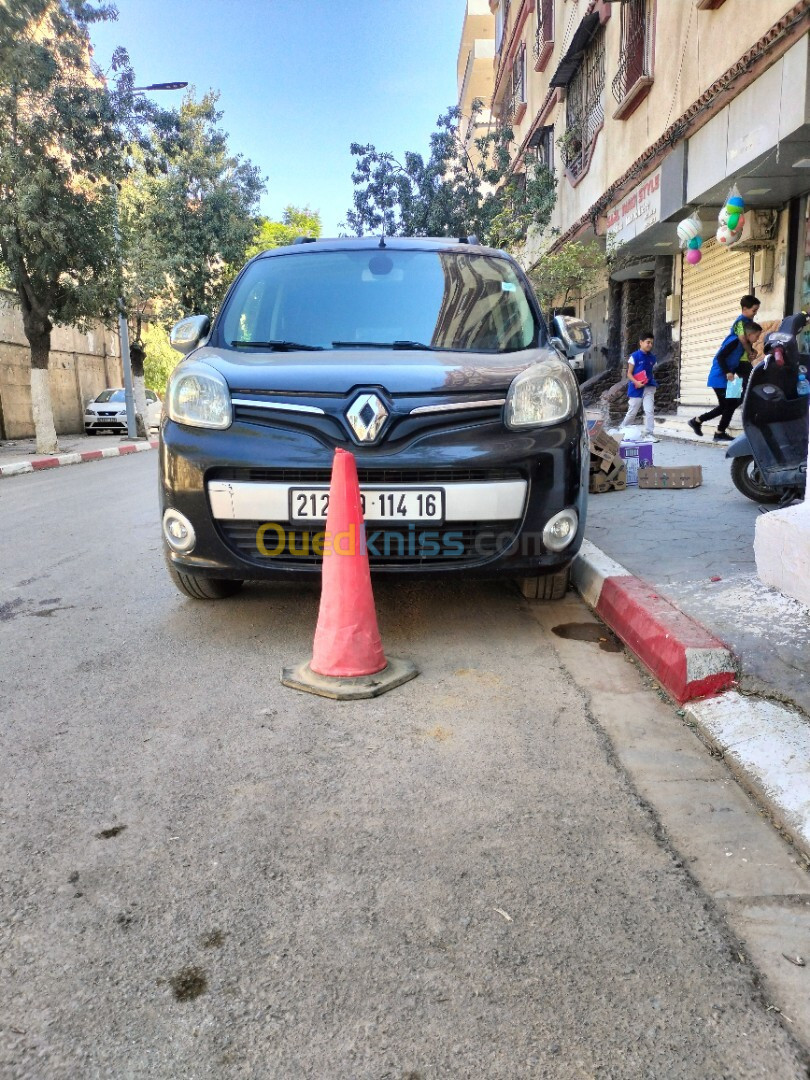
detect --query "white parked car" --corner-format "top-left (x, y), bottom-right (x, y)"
top-left (84, 388), bottom-right (162, 434)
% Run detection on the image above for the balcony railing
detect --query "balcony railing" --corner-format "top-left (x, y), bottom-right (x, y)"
top-left (563, 31), bottom-right (605, 179)
top-left (611, 0), bottom-right (653, 114)
top-left (533, 0), bottom-right (554, 71)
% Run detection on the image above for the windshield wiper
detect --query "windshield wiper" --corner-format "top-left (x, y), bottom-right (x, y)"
top-left (331, 340), bottom-right (436, 351)
top-left (230, 340), bottom-right (323, 351)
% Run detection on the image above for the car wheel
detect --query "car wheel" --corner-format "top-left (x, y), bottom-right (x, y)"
top-left (85, 428), bottom-right (97, 436)
top-left (166, 561), bottom-right (244, 600)
top-left (730, 456), bottom-right (780, 504)
top-left (516, 565), bottom-right (571, 601)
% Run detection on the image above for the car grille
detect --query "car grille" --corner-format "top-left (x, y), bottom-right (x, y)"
top-left (209, 466), bottom-right (524, 484)
top-left (217, 519), bottom-right (520, 568)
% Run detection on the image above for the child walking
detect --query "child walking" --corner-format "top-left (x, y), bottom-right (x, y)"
top-left (619, 332), bottom-right (658, 443)
top-left (689, 294), bottom-right (762, 441)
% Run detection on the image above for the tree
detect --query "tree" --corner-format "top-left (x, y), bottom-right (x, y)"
top-left (527, 241), bottom-right (606, 312)
top-left (246, 204), bottom-right (322, 258)
top-left (345, 102), bottom-right (556, 250)
top-left (0, 0), bottom-right (147, 452)
top-left (141, 320), bottom-right (178, 396)
top-left (135, 90), bottom-right (264, 321)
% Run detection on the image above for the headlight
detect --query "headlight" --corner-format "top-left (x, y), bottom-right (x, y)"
top-left (167, 360), bottom-right (232, 429)
top-left (504, 354), bottom-right (579, 429)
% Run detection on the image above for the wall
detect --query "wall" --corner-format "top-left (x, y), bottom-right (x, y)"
top-left (0, 290), bottom-right (121, 440)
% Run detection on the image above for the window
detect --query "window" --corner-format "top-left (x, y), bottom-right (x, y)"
top-left (612, 0), bottom-right (654, 118)
top-left (561, 30), bottom-right (605, 179)
top-left (530, 125), bottom-right (555, 174)
top-left (495, 0), bottom-right (512, 54)
top-left (534, 0), bottom-right (554, 71)
top-left (505, 42), bottom-right (527, 123)
top-left (220, 250), bottom-right (539, 354)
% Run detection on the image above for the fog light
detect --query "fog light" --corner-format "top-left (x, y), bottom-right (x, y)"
top-left (542, 509), bottom-right (578, 552)
top-left (163, 509), bottom-right (196, 553)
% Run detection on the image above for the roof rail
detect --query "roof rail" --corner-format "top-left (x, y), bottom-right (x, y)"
top-left (292, 236), bottom-right (318, 244)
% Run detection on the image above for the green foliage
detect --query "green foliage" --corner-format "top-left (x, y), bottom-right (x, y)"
top-left (142, 321), bottom-right (178, 395)
top-left (527, 241), bottom-right (606, 310)
top-left (123, 90), bottom-right (265, 323)
top-left (0, 0), bottom-right (151, 356)
top-left (246, 205), bottom-right (322, 258)
top-left (345, 102), bottom-right (556, 251)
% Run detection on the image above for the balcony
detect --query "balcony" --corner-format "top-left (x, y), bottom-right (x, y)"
top-left (611, 0), bottom-right (653, 120)
top-left (533, 0), bottom-right (554, 71)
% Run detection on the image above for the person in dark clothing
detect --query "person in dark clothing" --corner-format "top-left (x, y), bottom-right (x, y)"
top-left (689, 295), bottom-right (762, 441)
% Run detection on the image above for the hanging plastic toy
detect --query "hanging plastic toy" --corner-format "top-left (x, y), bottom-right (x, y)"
top-left (719, 184), bottom-right (746, 247)
top-left (677, 212), bottom-right (703, 265)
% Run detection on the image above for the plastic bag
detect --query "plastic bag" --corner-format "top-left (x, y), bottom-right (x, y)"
top-left (620, 425), bottom-right (643, 443)
top-left (726, 375), bottom-right (743, 399)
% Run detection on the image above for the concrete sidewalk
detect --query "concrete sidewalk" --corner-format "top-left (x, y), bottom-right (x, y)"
top-left (584, 432), bottom-right (810, 717)
top-left (0, 433), bottom-right (157, 477)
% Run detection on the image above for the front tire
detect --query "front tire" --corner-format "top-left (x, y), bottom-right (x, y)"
top-left (516, 565), bottom-right (571, 601)
top-left (730, 456), bottom-right (780, 504)
top-left (166, 561), bottom-right (244, 600)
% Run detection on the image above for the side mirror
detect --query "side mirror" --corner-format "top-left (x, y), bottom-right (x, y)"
top-left (551, 315), bottom-right (592, 358)
top-left (170, 315), bottom-right (211, 355)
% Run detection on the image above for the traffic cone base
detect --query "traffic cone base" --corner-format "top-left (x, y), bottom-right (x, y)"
top-left (281, 656), bottom-right (418, 701)
top-left (282, 447), bottom-right (418, 698)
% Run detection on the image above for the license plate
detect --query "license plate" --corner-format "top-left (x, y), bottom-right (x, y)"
top-left (289, 487), bottom-right (445, 523)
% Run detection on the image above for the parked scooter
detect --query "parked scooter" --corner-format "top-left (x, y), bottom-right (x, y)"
top-left (726, 312), bottom-right (810, 505)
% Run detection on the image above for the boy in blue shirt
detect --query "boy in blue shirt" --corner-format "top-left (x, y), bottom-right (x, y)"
top-left (619, 332), bottom-right (658, 443)
top-left (689, 295), bottom-right (761, 441)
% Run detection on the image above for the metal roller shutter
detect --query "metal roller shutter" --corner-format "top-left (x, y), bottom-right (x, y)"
top-left (680, 240), bottom-right (751, 409)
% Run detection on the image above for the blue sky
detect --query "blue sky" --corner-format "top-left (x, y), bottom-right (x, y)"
top-left (89, 0), bottom-right (466, 234)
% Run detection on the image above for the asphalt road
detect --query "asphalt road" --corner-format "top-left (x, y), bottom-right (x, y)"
top-left (1, 454), bottom-right (809, 1079)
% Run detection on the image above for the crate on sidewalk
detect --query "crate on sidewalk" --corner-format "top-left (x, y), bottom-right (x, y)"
top-left (638, 464), bottom-right (703, 489)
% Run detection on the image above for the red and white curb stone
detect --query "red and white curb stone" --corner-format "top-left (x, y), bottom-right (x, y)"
top-left (0, 439), bottom-right (158, 478)
top-left (572, 538), bottom-right (737, 704)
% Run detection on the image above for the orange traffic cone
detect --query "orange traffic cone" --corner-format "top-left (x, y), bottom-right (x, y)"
top-left (281, 448), bottom-right (418, 699)
top-left (311, 447), bottom-right (386, 677)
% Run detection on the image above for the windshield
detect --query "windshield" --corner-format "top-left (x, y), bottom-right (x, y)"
top-left (95, 390), bottom-right (125, 403)
top-left (219, 249), bottom-right (539, 353)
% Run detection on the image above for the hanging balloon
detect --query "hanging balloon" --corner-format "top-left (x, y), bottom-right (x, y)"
top-left (677, 216), bottom-right (701, 246)
top-left (718, 207), bottom-right (730, 227)
top-left (687, 236), bottom-right (703, 250)
top-left (727, 196), bottom-right (745, 212)
top-left (717, 225), bottom-right (734, 245)
top-left (727, 213), bottom-right (740, 231)
top-left (736, 214), bottom-right (745, 229)
top-left (686, 248), bottom-right (702, 265)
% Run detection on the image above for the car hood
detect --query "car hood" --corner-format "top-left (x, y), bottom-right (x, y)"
top-left (191, 345), bottom-right (555, 396)
top-left (87, 402), bottom-right (124, 411)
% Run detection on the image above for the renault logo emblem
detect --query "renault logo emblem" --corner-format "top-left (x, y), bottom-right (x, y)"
top-left (346, 393), bottom-right (388, 443)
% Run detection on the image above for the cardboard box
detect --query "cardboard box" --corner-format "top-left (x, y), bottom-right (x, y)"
top-left (589, 429), bottom-right (620, 460)
top-left (619, 441), bottom-right (654, 486)
top-left (589, 462), bottom-right (626, 493)
top-left (638, 465), bottom-right (703, 489)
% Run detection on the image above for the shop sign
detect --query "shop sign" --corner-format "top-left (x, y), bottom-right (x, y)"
top-left (607, 168), bottom-right (662, 246)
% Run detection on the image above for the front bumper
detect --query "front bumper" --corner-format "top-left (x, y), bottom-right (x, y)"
top-left (160, 412), bottom-right (588, 580)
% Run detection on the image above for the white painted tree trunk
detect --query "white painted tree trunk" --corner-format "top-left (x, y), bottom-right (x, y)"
top-left (31, 367), bottom-right (58, 454)
top-left (133, 374), bottom-right (149, 436)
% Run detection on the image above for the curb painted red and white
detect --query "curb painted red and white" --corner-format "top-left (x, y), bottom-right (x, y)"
top-left (0, 439), bottom-right (158, 478)
top-left (572, 539), bottom-right (737, 704)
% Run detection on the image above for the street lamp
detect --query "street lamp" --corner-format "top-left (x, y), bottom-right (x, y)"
top-left (119, 80), bottom-right (188, 439)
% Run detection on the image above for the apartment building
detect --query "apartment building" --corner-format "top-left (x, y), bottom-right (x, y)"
top-left (459, 0), bottom-right (810, 421)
